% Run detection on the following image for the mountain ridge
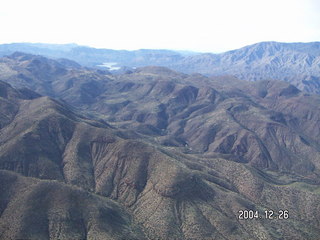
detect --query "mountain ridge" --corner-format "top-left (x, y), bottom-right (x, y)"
top-left (1, 41), bottom-right (320, 93)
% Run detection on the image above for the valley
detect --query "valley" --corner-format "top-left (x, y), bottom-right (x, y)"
top-left (0, 49), bottom-right (320, 239)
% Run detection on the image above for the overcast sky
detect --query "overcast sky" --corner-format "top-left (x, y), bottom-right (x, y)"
top-left (0, 0), bottom-right (319, 52)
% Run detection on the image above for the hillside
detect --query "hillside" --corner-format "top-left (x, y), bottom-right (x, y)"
top-left (1, 53), bottom-right (320, 239)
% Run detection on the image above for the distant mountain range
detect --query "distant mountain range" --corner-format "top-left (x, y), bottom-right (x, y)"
top-left (1, 52), bottom-right (320, 239)
top-left (0, 43), bottom-right (185, 70)
top-left (1, 41), bottom-right (320, 93)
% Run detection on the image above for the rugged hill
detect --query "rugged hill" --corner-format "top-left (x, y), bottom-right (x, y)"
top-left (172, 41), bottom-right (320, 93)
top-left (0, 170), bottom-right (145, 240)
top-left (2, 54), bottom-right (320, 179)
top-left (1, 41), bottom-right (320, 93)
top-left (1, 54), bottom-right (320, 239)
top-left (0, 52), bottom-right (112, 105)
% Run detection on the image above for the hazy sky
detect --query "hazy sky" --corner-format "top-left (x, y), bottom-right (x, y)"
top-left (0, 0), bottom-right (319, 52)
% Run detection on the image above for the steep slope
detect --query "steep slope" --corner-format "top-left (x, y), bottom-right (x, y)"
top-left (0, 80), bottom-right (40, 128)
top-left (0, 170), bottom-right (145, 240)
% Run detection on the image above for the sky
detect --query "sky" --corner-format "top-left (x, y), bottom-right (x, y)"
top-left (0, 0), bottom-right (319, 53)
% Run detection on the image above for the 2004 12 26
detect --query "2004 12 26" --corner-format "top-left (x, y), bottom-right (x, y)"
top-left (238, 209), bottom-right (289, 220)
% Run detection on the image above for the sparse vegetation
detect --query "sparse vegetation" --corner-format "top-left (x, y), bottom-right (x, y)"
top-left (0, 52), bottom-right (320, 239)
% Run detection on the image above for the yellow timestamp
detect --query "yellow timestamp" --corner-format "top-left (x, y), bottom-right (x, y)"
top-left (238, 209), bottom-right (289, 220)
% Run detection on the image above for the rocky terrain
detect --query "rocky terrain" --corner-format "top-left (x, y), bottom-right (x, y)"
top-left (1, 53), bottom-right (320, 239)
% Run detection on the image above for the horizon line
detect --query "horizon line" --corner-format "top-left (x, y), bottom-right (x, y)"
top-left (0, 40), bottom-right (320, 54)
